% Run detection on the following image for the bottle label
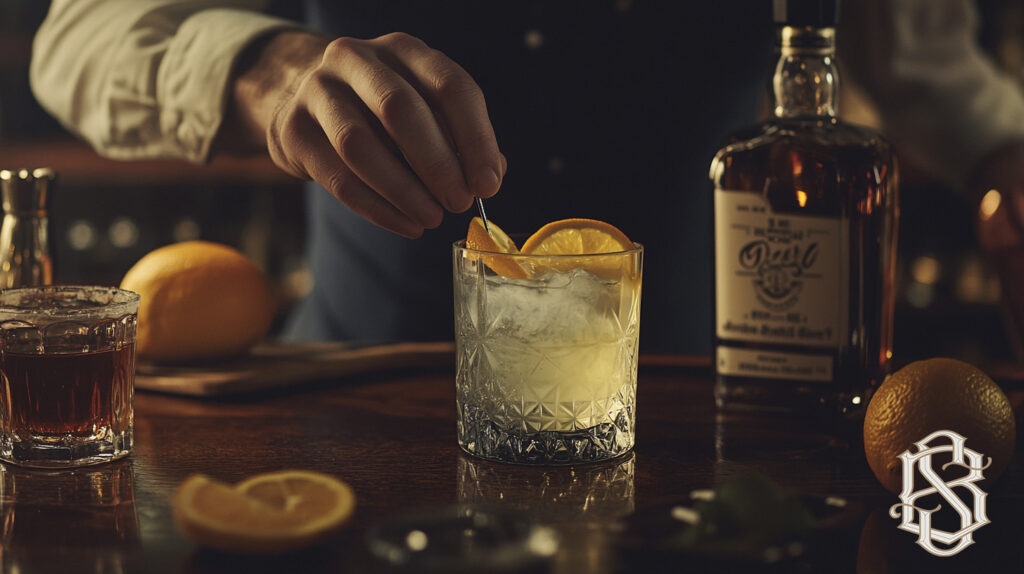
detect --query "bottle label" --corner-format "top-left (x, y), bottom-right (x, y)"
top-left (714, 189), bottom-right (848, 363)
top-left (716, 347), bottom-right (833, 382)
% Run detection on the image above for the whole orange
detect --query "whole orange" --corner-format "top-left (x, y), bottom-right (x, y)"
top-left (863, 358), bottom-right (1015, 493)
top-left (121, 241), bottom-right (274, 362)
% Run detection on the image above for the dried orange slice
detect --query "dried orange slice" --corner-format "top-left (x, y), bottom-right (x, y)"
top-left (465, 216), bottom-right (530, 279)
top-left (521, 218), bottom-right (633, 255)
top-left (521, 218), bottom-right (635, 276)
top-left (173, 470), bottom-right (356, 555)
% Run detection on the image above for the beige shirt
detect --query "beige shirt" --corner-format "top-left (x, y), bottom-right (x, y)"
top-left (30, 0), bottom-right (1024, 187)
top-left (30, 0), bottom-right (293, 164)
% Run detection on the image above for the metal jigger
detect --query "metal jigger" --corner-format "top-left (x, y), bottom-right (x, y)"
top-left (0, 168), bottom-right (56, 287)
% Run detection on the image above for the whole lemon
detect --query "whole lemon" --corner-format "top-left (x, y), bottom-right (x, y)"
top-left (863, 358), bottom-right (1015, 494)
top-left (121, 241), bottom-right (274, 362)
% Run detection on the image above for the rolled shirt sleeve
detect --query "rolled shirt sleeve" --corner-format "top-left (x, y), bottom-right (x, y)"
top-left (30, 0), bottom-right (301, 163)
top-left (845, 0), bottom-right (1024, 188)
top-left (33, 0), bottom-right (1024, 185)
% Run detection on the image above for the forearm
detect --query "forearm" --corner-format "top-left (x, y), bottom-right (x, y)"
top-left (215, 31), bottom-right (329, 156)
top-left (35, 2), bottom-right (503, 238)
top-left (30, 0), bottom-right (296, 163)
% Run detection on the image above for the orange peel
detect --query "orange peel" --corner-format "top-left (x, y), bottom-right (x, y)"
top-left (520, 218), bottom-right (636, 277)
top-left (464, 217), bottom-right (530, 279)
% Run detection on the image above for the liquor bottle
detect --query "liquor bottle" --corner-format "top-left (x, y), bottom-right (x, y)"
top-left (709, 0), bottom-right (898, 415)
top-left (0, 168), bottom-right (55, 288)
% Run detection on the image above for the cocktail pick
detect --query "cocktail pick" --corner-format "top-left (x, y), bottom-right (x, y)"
top-left (475, 197), bottom-right (492, 234)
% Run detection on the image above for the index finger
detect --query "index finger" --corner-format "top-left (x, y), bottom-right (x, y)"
top-left (387, 39), bottom-right (503, 199)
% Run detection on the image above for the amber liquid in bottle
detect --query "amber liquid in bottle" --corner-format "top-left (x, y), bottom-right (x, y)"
top-left (709, 26), bottom-right (898, 415)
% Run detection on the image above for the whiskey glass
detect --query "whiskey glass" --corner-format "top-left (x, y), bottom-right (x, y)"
top-left (453, 241), bottom-right (643, 464)
top-left (0, 286), bottom-right (139, 468)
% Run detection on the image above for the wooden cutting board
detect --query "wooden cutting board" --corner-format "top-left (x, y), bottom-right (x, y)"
top-left (134, 341), bottom-right (454, 397)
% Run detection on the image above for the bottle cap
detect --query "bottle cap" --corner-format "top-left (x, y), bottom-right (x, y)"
top-left (773, 0), bottom-right (839, 27)
top-left (0, 168), bottom-right (56, 215)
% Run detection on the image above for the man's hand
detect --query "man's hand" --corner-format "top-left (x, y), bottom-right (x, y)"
top-left (222, 31), bottom-right (504, 238)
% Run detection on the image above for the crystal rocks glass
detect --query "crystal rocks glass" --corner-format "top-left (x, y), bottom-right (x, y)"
top-left (453, 240), bottom-right (643, 464)
top-left (0, 286), bottom-right (139, 467)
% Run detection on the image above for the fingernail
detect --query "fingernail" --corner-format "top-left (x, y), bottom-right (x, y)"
top-left (474, 167), bottom-right (501, 198)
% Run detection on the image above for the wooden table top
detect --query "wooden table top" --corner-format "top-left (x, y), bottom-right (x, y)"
top-left (1, 358), bottom-right (1022, 573)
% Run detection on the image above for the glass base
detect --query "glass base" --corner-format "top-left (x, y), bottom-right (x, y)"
top-left (459, 414), bottom-right (634, 465)
top-left (1, 429), bottom-right (133, 468)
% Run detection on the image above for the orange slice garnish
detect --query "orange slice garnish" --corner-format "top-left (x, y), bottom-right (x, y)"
top-left (521, 218), bottom-right (633, 254)
top-left (173, 470), bottom-right (356, 555)
top-left (465, 216), bottom-right (530, 279)
top-left (521, 218), bottom-right (635, 276)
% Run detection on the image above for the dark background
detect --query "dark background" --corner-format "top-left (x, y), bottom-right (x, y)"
top-left (1, 0), bottom-right (1022, 362)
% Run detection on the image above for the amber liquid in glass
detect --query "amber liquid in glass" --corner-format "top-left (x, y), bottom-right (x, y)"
top-left (1, 345), bottom-right (135, 438)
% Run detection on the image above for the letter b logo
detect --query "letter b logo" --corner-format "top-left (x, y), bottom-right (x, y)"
top-left (889, 430), bottom-right (990, 557)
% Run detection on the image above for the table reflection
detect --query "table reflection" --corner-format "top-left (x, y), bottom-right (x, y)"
top-left (457, 453), bottom-right (635, 574)
top-left (856, 500), bottom-right (1024, 573)
top-left (713, 411), bottom-right (864, 488)
top-left (0, 460), bottom-right (139, 573)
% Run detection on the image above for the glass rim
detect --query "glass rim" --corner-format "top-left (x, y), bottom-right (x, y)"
top-left (453, 239), bottom-right (643, 258)
top-left (0, 285), bottom-right (140, 318)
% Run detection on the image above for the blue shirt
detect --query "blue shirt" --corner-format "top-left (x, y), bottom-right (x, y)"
top-left (285, 1), bottom-right (771, 353)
